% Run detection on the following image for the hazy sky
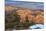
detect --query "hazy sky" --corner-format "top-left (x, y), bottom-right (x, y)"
top-left (5, 0), bottom-right (44, 10)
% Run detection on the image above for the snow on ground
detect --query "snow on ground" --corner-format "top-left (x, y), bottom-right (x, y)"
top-left (29, 24), bottom-right (44, 29)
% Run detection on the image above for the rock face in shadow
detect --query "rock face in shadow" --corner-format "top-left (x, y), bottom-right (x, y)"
top-left (16, 9), bottom-right (32, 23)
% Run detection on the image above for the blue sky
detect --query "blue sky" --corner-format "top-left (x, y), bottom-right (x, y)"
top-left (5, 0), bottom-right (44, 10)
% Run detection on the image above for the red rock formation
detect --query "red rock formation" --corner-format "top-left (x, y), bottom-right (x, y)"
top-left (5, 6), bottom-right (44, 24)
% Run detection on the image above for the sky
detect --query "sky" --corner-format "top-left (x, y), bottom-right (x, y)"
top-left (5, 0), bottom-right (44, 10)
